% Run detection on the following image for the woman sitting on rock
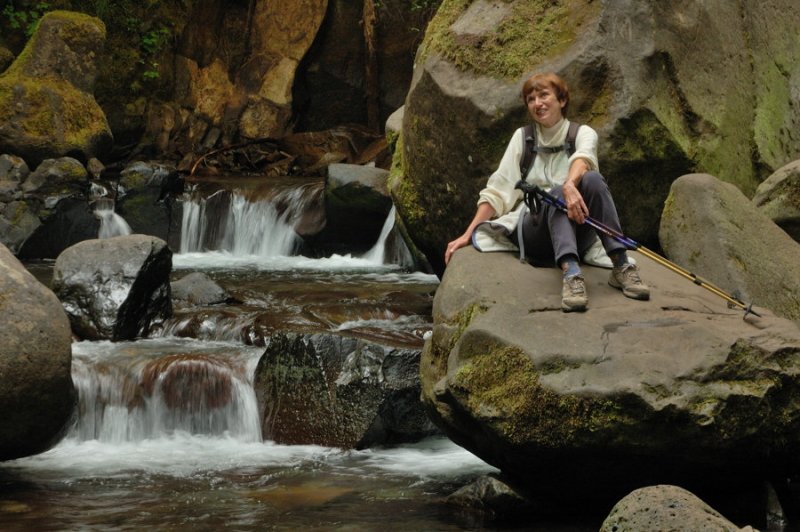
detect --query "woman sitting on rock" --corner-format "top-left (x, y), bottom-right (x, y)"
top-left (444, 72), bottom-right (650, 312)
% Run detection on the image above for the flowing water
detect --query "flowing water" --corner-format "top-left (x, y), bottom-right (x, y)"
top-left (3, 182), bottom-right (594, 530)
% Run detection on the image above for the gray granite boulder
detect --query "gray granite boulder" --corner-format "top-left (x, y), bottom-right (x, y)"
top-left (422, 245), bottom-right (800, 505)
top-left (752, 159), bottom-right (800, 243)
top-left (0, 243), bottom-right (75, 460)
top-left (660, 173), bottom-right (800, 323)
top-left (171, 272), bottom-right (229, 306)
top-left (52, 235), bottom-right (172, 341)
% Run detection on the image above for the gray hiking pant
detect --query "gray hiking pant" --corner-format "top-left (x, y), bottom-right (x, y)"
top-left (515, 171), bottom-right (627, 266)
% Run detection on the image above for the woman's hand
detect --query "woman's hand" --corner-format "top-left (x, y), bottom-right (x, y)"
top-left (562, 181), bottom-right (588, 224)
top-left (444, 234), bottom-right (471, 265)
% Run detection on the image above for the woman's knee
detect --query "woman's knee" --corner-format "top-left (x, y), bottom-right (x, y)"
top-left (579, 171), bottom-right (608, 194)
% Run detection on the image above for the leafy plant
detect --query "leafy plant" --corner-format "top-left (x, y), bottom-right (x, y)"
top-left (2, 1), bottom-right (51, 36)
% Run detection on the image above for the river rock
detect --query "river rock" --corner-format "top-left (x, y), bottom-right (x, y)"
top-left (0, 11), bottom-right (112, 167)
top-left (254, 332), bottom-right (438, 449)
top-left (752, 159), bottom-right (800, 243)
top-left (52, 234), bottom-right (173, 341)
top-left (115, 161), bottom-right (183, 251)
top-left (600, 485), bottom-right (756, 532)
top-left (0, 243), bottom-right (75, 461)
top-left (0, 201), bottom-right (41, 255)
top-left (0, 154), bottom-right (30, 186)
top-left (660, 173), bottom-right (800, 323)
top-left (422, 245), bottom-right (800, 507)
top-left (302, 163), bottom-right (393, 256)
top-left (171, 272), bottom-right (229, 306)
top-left (393, 0), bottom-right (800, 276)
top-left (21, 157), bottom-right (88, 196)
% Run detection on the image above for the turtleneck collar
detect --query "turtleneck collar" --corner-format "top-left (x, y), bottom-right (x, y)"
top-left (536, 117), bottom-right (568, 146)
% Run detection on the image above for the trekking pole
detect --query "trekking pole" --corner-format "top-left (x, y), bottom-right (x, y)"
top-left (515, 181), bottom-right (761, 318)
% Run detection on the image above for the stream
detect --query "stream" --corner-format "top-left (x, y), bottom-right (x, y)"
top-left (1, 181), bottom-right (594, 530)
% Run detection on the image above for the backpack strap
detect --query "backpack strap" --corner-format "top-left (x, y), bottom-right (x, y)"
top-left (519, 124), bottom-right (536, 180)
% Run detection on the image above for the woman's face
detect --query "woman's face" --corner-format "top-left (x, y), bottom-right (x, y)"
top-left (526, 85), bottom-right (566, 128)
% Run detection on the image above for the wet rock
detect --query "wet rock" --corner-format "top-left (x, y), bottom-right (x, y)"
top-left (171, 272), bottom-right (229, 306)
top-left (600, 485), bottom-right (756, 532)
top-left (423, 245), bottom-right (800, 507)
top-left (115, 161), bottom-right (182, 251)
top-left (17, 197), bottom-right (99, 260)
top-left (660, 173), bottom-right (800, 322)
top-left (446, 474), bottom-right (533, 519)
top-left (0, 242), bottom-right (75, 461)
top-left (254, 332), bottom-right (438, 449)
top-left (303, 162), bottom-right (392, 256)
top-left (752, 159), bottom-right (800, 243)
top-left (0, 11), bottom-right (112, 167)
top-left (141, 353), bottom-right (233, 410)
top-left (52, 234), bottom-right (173, 341)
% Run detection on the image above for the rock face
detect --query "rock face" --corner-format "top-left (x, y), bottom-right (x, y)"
top-left (393, 0), bottom-right (800, 276)
top-left (0, 243), bottom-right (75, 461)
top-left (254, 332), bottom-right (437, 449)
top-left (752, 159), bottom-right (800, 243)
top-left (422, 246), bottom-right (800, 504)
top-left (52, 235), bottom-right (173, 341)
top-left (600, 485), bottom-right (753, 532)
top-left (660, 174), bottom-right (800, 323)
top-left (0, 11), bottom-right (112, 167)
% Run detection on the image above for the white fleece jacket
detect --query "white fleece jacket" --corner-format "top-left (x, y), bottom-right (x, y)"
top-left (471, 118), bottom-right (612, 268)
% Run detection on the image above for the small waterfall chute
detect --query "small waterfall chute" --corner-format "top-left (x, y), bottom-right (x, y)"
top-left (362, 205), bottom-right (415, 267)
top-left (180, 188), bottom-right (307, 257)
top-left (70, 341), bottom-right (262, 443)
top-left (94, 198), bottom-right (132, 239)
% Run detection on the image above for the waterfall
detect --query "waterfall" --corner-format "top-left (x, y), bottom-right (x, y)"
top-left (94, 198), bottom-right (132, 239)
top-left (362, 205), bottom-right (415, 267)
top-left (180, 189), bottom-right (304, 257)
top-left (69, 342), bottom-right (262, 443)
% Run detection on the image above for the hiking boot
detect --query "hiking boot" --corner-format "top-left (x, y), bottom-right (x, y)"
top-left (609, 263), bottom-right (650, 300)
top-left (562, 274), bottom-right (588, 312)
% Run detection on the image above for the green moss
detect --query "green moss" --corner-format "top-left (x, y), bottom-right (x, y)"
top-left (451, 345), bottom-right (630, 446)
top-left (419, 0), bottom-right (600, 80)
top-left (388, 134), bottom-right (427, 227)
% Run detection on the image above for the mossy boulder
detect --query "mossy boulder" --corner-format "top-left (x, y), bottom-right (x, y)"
top-left (423, 246), bottom-right (800, 505)
top-left (660, 173), bottom-right (800, 323)
top-left (0, 11), bottom-right (112, 167)
top-left (752, 160), bottom-right (800, 243)
top-left (394, 0), bottom-right (800, 276)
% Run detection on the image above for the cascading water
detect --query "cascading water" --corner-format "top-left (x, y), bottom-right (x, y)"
top-left (180, 188), bottom-right (308, 257)
top-left (69, 340), bottom-right (262, 443)
top-left (94, 197), bottom-right (132, 239)
top-left (361, 205), bottom-right (415, 267)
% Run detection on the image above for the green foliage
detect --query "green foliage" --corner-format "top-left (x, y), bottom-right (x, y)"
top-left (2, 1), bottom-right (51, 36)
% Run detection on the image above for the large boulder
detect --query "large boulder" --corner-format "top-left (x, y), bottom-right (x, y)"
top-left (254, 332), bottom-right (438, 449)
top-left (0, 243), bottom-right (75, 460)
top-left (660, 173), bottom-right (800, 323)
top-left (393, 0), bottom-right (800, 276)
top-left (52, 235), bottom-right (173, 341)
top-left (0, 11), bottom-right (112, 167)
top-left (752, 159), bottom-right (800, 243)
top-left (600, 485), bottom-right (755, 532)
top-left (422, 246), bottom-right (800, 506)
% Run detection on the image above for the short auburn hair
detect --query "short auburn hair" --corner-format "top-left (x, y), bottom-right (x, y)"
top-left (521, 72), bottom-right (570, 116)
